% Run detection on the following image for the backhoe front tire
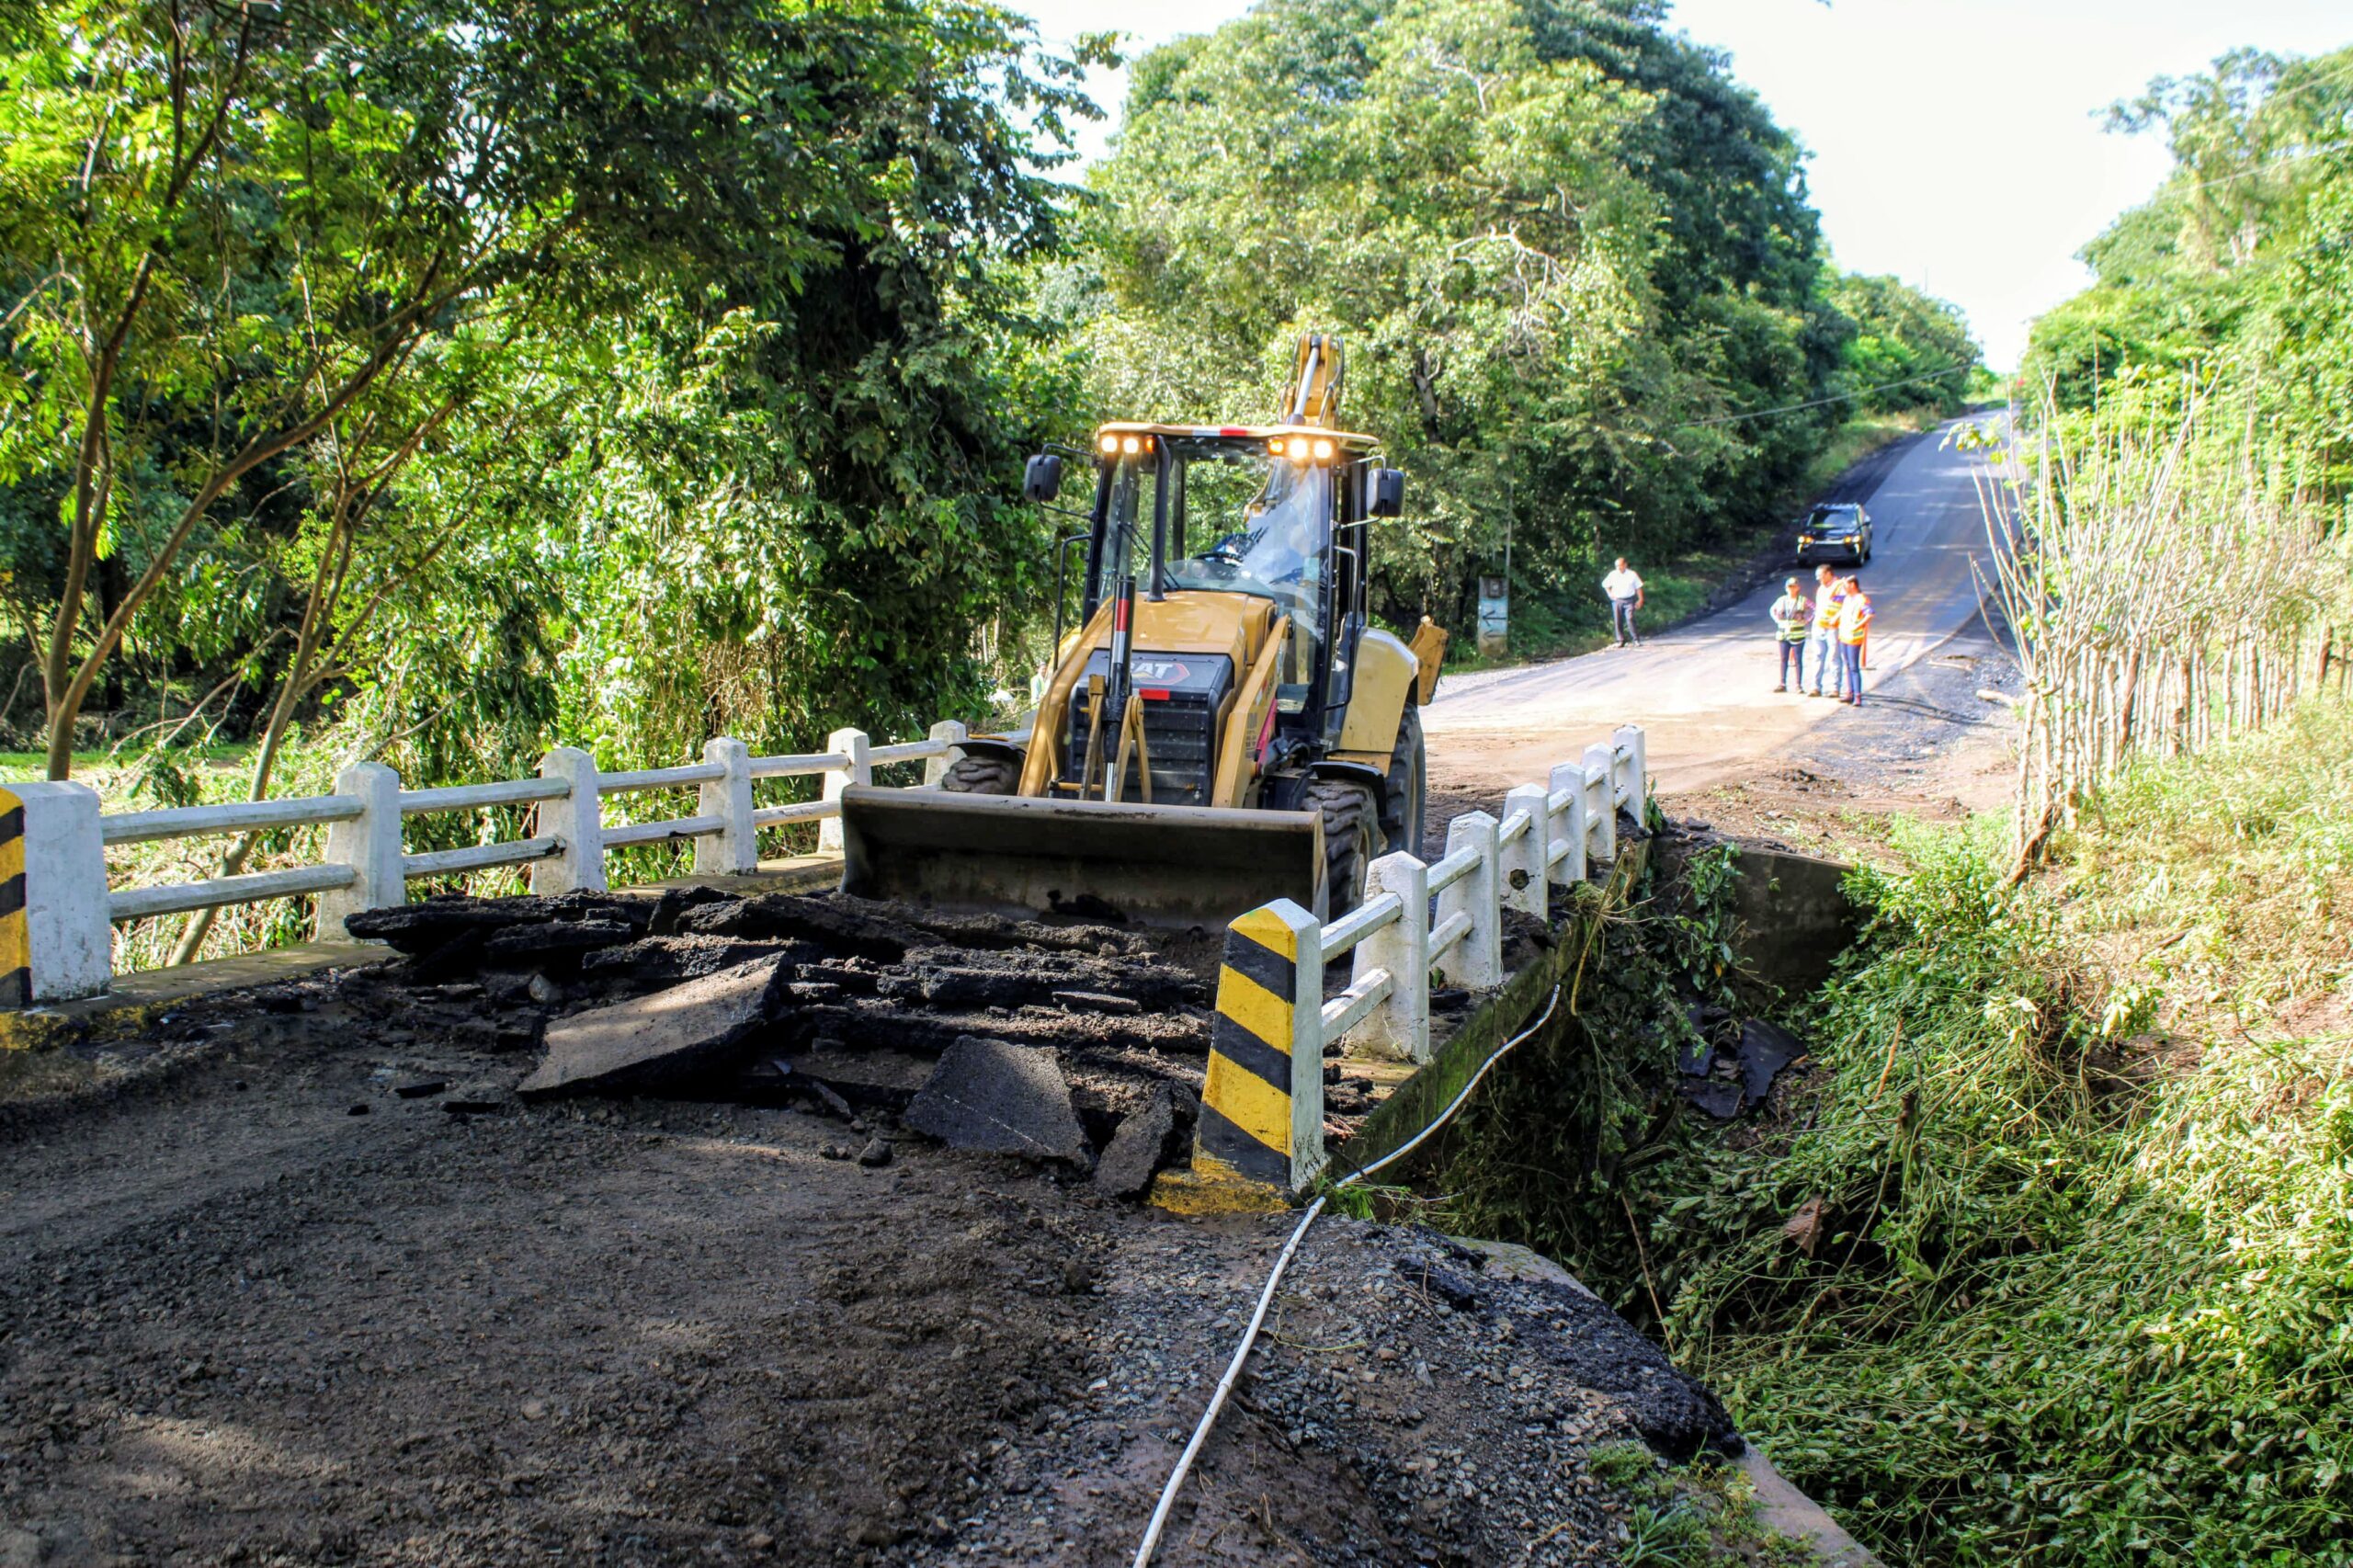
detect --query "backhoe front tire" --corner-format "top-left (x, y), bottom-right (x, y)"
top-left (939, 753), bottom-right (1019, 796)
top-left (1308, 778), bottom-right (1379, 919)
top-left (1380, 704), bottom-right (1427, 859)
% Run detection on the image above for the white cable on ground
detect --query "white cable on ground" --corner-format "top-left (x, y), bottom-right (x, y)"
top-left (1131, 983), bottom-right (1564, 1568)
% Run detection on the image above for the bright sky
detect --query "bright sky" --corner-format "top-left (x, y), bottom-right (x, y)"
top-left (1023, 0), bottom-right (2352, 369)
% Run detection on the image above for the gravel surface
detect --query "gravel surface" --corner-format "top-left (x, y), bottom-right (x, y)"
top-left (1, 926), bottom-right (1742, 1567)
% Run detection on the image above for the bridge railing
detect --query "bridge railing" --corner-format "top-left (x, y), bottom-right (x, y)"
top-left (1187, 725), bottom-right (1645, 1195)
top-left (2, 718), bottom-right (1032, 1006)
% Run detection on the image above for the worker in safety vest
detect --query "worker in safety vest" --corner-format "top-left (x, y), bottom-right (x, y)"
top-left (1769, 576), bottom-right (1810, 692)
top-left (1806, 564), bottom-right (1847, 699)
top-left (1836, 574), bottom-right (1873, 706)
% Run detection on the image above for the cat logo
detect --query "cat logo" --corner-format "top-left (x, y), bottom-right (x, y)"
top-left (1131, 659), bottom-right (1193, 685)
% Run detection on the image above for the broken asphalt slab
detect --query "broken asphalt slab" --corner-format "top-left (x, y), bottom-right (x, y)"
top-left (1092, 1084), bottom-right (1177, 1199)
top-left (1736, 1018), bottom-right (1803, 1104)
top-left (517, 956), bottom-right (792, 1099)
top-left (904, 1035), bottom-right (1090, 1165)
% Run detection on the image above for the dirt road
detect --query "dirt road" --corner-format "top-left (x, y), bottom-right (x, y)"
top-left (1424, 416), bottom-right (2008, 801)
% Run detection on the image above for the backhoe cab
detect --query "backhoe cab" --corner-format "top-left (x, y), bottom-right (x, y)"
top-left (838, 334), bottom-right (1435, 926)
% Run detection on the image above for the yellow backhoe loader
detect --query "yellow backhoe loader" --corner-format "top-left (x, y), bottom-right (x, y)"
top-left (838, 335), bottom-right (1438, 926)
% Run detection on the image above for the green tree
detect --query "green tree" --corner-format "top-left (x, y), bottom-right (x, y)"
top-left (0, 0), bottom-right (1103, 781)
top-left (1074, 0), bottom-right (1843, 632)
top-left (1823, 270), bottom-right (1982, 415)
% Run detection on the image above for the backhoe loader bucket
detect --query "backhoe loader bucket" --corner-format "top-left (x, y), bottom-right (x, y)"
top-left (835, 786), bottom-right (1327, 927)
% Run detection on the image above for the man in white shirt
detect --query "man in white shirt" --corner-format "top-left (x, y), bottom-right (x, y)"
top-left (1600, 557), bottom-right (1644, 647)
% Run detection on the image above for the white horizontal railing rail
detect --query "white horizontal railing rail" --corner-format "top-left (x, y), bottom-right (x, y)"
top-left (1345, 728), bottom-right (1635, 1066)
top-left (1192, 724), bottom-right (1648, 1193)
top-left (13, 713), bottom-right (1044, 1003)
top-left (100, 795), bottom-right (367, 847)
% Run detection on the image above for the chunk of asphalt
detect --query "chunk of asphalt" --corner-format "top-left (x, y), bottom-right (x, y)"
top-left (1055, 990), bottom-right (1143, 1017)
top-left (344, 898), bottom-right (552, 954)
top-left (904, 1035), bottom-right (1089, 1165)
top-left (1092, 1085), bottom-right (1176, 1199)
top-left (646, 883), bottom-right (732, 937)
top-left (1679, 1078), bottom-right (1745, 1119)
top-left (480, 918), bottom-right (636, 966)
top-left (1735, 1018), bottom-right (1804, 1105)
top-left (517, 956), bottom-right (792, 1099)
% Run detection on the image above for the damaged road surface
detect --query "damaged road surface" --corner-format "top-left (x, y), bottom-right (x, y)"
top-left (0, 883), bottom-right (1765, 1565)
top-left (346, 886), bottom-right (1222, 1187)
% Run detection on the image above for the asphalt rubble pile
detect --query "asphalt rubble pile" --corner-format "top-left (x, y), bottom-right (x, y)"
top-left (343, 885), bottom-right (1224, 1198)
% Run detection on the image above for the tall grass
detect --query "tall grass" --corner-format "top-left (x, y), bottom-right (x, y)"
top-left (1660, 699), bottom-right (2353, 1565)
top-left (1969, 369), bottom-right (2353, 877)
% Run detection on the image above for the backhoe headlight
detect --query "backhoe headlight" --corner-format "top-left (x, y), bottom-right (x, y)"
top-left (1099, 434), bottom-right (1120, 455)
top-left (1121, 436), bottom-right (1142, 455)
top-left (1286, 437), bottom-right (1310, 460)
top-left (1312, 438), bottom-right (1334, 461)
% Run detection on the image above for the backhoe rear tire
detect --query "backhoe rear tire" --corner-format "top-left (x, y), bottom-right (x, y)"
top-left (1308, 778), bottom-right (1378, 919)
top-left (1380, 704), bottom-right (1427, 859)
top-left (939, 753), bottom-right (1019, 795)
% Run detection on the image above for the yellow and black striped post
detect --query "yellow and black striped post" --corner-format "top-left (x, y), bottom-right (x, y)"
top-left (1187, 898), bottom-right (1324, 1200)
top-left (0, 787), bottom-right (24, 1009)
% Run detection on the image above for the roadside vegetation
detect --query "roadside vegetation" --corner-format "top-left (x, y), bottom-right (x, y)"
top-left (1992, 43), bottom-right (2353, 879)
top-left (0, 0), bottom-right (1980, 968)
top-left (1427, 47), bottom-right (2353, 1564)
top-left (1432, 701), bottom-right (2353, 1566)
top-left (1671, 700), bottom-right (2353, 1566)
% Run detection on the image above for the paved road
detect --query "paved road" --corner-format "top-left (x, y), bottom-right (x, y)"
top-left (1424, 415), bottom-right (2003, 797)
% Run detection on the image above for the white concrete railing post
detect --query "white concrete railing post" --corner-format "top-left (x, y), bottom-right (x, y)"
top-left (1614, 723), bottom-right (1648, 820)
top-left (923, 720), bottom-right (968, 787)
top-left (530, 746), bottom-right (606, 895)
top-left (1549, 761), bottom-right (1587, 888)
top-left (694, 737), bottom-right (756, 876)
top-left (1499, 784), bottom-right (1549, 919)
top-left (3, 781), bottom-right (113, 1003)
top-left (818, 727), bottom-right (871, 853)
top-left (318, 762), bottom-right (404, 940)
top-left (1352, 851), bottom-right (1429, 1062)
top-left (1583, 743), bottom-right (1619, 865)
top-left (1436, 809), bottom-right (1502, 989)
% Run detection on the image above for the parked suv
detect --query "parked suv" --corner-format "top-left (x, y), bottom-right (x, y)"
top-left (1795, 503), bottom-right (1870, 567)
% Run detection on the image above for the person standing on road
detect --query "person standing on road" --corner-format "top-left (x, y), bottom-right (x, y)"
top-left (1601, 557), bottom-right (1645, 647)
top-left (1807, 565), bottom-right (1847, 698)
top-left (1769, 576), bottom-right (1811, 692)
top-left (1836, 574), bottom-right (1874, 706)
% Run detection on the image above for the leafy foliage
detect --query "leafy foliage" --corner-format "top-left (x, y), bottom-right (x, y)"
top-left (1653, 709), bottom-right (2353, 1565)
top-left (1824, 271), bottom-right (1980, 416)
top-left (2020, 43), bottom-right (2353, 477)
top-left (1431, 841), bottom-right (1742, 1316)
top-left (1, 0), bottom-right (1103, 793)
top-left (1068, 0), bottom-right (1859, 635)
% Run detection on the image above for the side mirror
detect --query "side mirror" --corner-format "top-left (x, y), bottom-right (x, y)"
top-left (1369, 467), bottom-right (1405, 518)
top-left (1023, 453), bottom-right (1064, 504)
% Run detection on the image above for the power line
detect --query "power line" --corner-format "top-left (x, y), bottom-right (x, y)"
top-left (1676, 365), bottom-right (1971, 430)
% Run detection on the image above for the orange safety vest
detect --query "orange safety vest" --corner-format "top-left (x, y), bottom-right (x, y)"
top-left (1813, 584), bottom-right (1847, 636)
top-left (1838, 592), bottom-right (1873, 644)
